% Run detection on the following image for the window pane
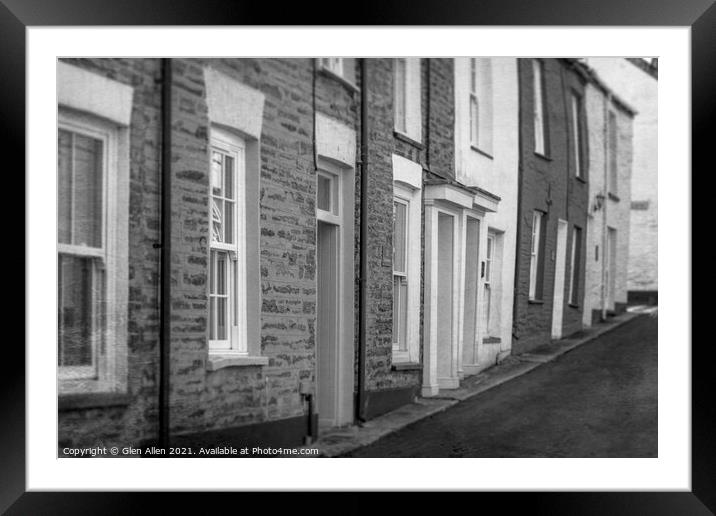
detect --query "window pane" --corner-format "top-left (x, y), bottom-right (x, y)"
top-left (58, 130), bottom-right (73, 244)
top-left (216, 297), bottom-right (227, 340)
top-left (224, 154), bottom-right (234, 200)
top-left (393, 201), bottom-right (407, 274)
top-left (216, 252), bottom-right (227, 295)
top-left (470, 95), bottom-right (479, 145)
top-left (211, 198), bottom-right (223, 243)
top-left (58, 254), bottom-right (95, 367)
top-left (224, 201), bottom-right (234, 244)
top-left (209, 297), bottom-right (216, 340)
top-left (72, 133), bottom-right (103, 248)
top-left (317, 174), bottom-right (331, 212)
top-left (392, 276), bottom-right (400, 345)
top-left (211, 151), bottom-right (223, 196)
top-left (609, 112), bottom-right (618, 192)
top-left (398, 278), bottom-right (408, 351)
top-left (209, 251), bottom-right (216, 294)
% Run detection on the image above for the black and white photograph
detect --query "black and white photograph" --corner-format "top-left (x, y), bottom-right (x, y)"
top-left (55, 56), bottom-right (658, 459)
top-left (8, 8), bottom-right (705, 507)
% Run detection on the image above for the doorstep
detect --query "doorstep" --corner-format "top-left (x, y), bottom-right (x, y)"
top-left (303, 310), bottom-right (644, 458)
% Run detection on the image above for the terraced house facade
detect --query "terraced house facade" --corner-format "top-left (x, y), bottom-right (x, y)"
top-left (57, 57), bottom-right (635, 451)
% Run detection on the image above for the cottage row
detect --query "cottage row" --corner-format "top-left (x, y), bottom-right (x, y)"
top-left (57, 57), bottom-right (638, 450)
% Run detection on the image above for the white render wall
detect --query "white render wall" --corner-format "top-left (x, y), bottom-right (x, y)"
top-left (454, 58), bottom-right (519, 367)
top-left (584, 58), bottom-right (657, 293)
top-left (583, 82), bottom-right (634, 327)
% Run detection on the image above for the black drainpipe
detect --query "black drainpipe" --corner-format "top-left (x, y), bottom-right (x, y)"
top-left (356, 58), bottom-right (369, 422)
top-left (158, 58), bottom-right (172, 448)
top-left (512, 60), bottom-right (524, 340)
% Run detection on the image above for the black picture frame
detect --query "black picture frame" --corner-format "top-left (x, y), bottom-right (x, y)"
top-left (5, 0), bottom-right (708, 512)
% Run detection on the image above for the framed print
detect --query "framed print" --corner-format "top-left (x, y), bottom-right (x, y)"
top-left (5, 0), bottom-right (710, 511)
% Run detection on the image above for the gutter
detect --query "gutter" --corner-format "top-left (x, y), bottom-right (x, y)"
top-left (356, 58), bottom-right (369, 422)
top-left (158, 58), bottom-right (172, 448)
top-left (601, 92), bottom-right (612, 321)
top-left (512, 60), bottom-right (524, 340)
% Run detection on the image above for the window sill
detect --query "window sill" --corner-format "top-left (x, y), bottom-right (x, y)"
top-left (317, 67), bottom-right (360, 93)
top-left (59, 392), bottom-right (131, 412)
top-left (482, 336), bottom-right (502, 344)
top-left (528, 298), bottom-right (545, 305)
top-left (470, 145), bottom-right (494, 160)
top-left (534, 152), bottom-right (552, 162)
top-left (391, 362), bottom-right (423, 372)
top-left (207, 354), bottom-right (269, 371)
top-left (394, 130), bottom-right (424, 149)
top-left (575, 175), bottom-right (587, 184)
top-left (608, 192), bottom-right (620, 202)
top-left (568, 303), bottom-right (581, 309)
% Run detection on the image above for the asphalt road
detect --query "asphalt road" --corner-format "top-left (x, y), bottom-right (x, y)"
top-left (346, 314), bottom-right (657, 457)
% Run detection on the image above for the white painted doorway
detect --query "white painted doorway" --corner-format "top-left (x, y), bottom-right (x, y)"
top-left (315, 162), bottom-right (354, 428)
top-left (551, 219), bottom-right (569, 339)
top-left (436, 212), bottom-right (459, 389)
top-left (461, 216), bottom-right (481, 367)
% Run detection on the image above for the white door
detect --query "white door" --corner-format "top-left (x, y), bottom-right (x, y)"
top-left (551, 219), bottom-right (569, 339)
top-left (462, 217), bottom-right (480, 366)
top-left (437, 212), bottom-right (458, 389)
top-left (315, 163), bottom-right (354, 429)
top-left (316, 220), bottom-right (338, 427)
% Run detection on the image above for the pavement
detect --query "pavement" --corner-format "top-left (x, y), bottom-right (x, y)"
top-left (305, 309), bottom-right (654, 457)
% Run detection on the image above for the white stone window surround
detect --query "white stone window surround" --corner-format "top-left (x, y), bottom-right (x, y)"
top-left (393, 58), bottom-right (422, 144)
top-left (422, 183), bottom-right (498, 395)
top-left (57, 62), bottom-right (132, 395)
top-left (204, 67), bottom-right (267, 370)
top-left (391, 154), bottom-right (422, 365)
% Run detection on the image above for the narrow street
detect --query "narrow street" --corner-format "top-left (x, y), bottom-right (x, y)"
top-left (346, 314), bottom-right (657, 457)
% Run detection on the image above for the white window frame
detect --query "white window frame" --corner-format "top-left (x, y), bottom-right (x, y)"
top-left (532, 59), bottom-right (547, 156)
top-left (568, 226), bottom-right (582, 306)
top-left (392, 195), bottom-right (410, 356)
top-left (469, 58), bottom-right (480, 147)
top-left (529, 210), bottom-right (543, 300)
top-left (483, 233), bottom-right (494, 333)
top-left (391, 155), bottom-right (423, 364)
top-left (58, 108), bottom-right (126, 394)
top-left (468, 58), bottom-right (493, 154)
top-left (393, 58), bottom-right (422, 143)
top-left (208, 127), bottom-right (247, 355)
top-left (571, 92), bottom-right (584, 178)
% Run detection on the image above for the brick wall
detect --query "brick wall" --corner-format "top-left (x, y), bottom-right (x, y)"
top-left (58, 58), bottom-right (163, 449)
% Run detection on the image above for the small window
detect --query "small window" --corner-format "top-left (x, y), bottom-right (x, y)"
top-left (319, 58), bottom-right (343, 77)
top-left (393, 58), bottom-right (422, 142)
top-left (608, 111), bottom-right (618, 193)
top-left (468, 58), bottom-right (493, 153)
top-left (209, 130), bottom-right (246, 353)
top-left (529, 210), bottom-right (545, 300)
top-left (317, 170), bottom-right (339, 217)
top-left (532, 59), bottom-right (548, 156)
top-left (568, 226), bottom-right (583, 305)
top-left (392, 198), bottom-right (409, 352)
top-left (571, 92), bottom-right (587, 178)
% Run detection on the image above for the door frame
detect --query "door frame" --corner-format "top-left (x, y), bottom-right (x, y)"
top-left (315, 158), bottom-right (354, 428)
